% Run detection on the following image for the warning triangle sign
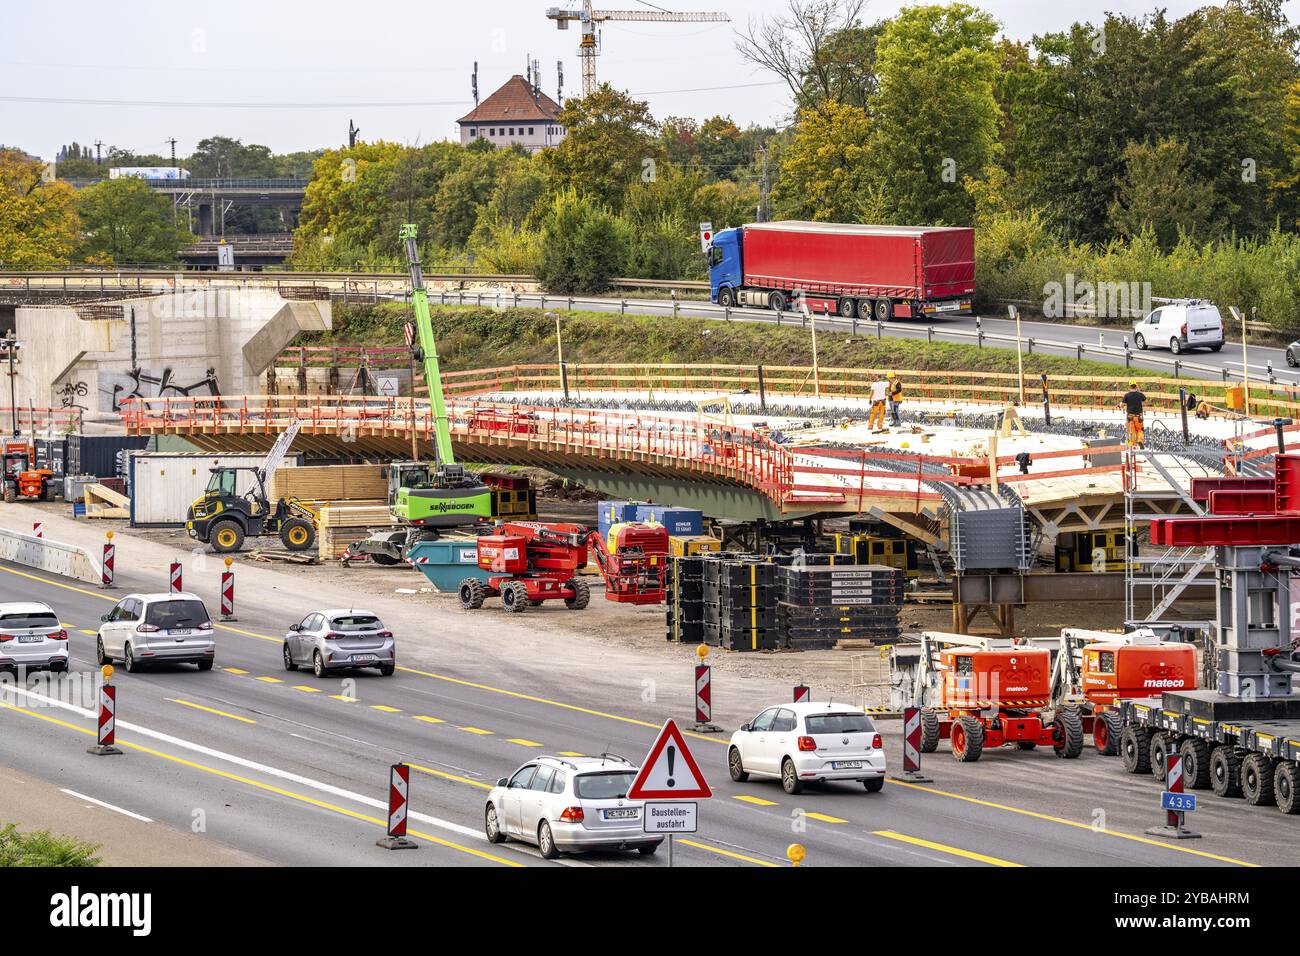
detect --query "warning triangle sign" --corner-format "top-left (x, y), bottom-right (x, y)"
top-left (627, 719), bottom-right (712, 801)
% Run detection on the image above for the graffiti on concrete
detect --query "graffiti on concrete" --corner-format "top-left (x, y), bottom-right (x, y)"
top-left (57, 379), bottom-right (90, 413)
top-left (110, 366), bottom-right (221, 411)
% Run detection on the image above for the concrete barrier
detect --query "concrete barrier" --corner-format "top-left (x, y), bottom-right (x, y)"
top-left (0, 527), bottom-right (104, 585)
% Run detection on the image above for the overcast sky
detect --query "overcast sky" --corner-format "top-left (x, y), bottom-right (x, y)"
top-left (0, 0), bottom-right (1267, 161)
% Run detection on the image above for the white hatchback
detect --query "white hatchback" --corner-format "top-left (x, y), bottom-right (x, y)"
top-left (1133, 300), bottom-right (1225, 354)
top-left (728, 702), bottom-right (886, 794)
top-left (0, 602), bottom-right (69, 673)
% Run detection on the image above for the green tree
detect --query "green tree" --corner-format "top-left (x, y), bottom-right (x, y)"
top-left (543, 85), bottom-right (660, 210)
top-left (1108, 138), bottom-right (1216, 249)
top-left (535, 189), bottom-right (630, 294)
top-left (771, 101), bottom-right (878, 221)
top-left (0, 150), bottom-right (80, 267)
top-left (76, 177), bottom-right (192, 265)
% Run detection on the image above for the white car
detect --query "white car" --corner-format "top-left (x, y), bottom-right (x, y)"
top-left (0, 602), bottom-right (69, 673)
top-left (96, 592), bottom-right (216, 672)
top-left (1133, 300), bottom-right (1224, 354)
top-left (728, 702), bottom-right (886, 794)
top-left (484, 754), bottom-right (662, 859)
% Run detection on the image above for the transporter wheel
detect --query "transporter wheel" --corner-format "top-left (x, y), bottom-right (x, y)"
top-left (210, 519), bottom-right (245, 554)
top-left (502, 582), bottom-right (529, 613)
top-left (1209, 746), bottom-right (1243, 798)
top-left (717, 287), bottom-right (735, 308)
top-left (838, 297), bottom-right (856, 319)
top-left (728, 746), bottom-right (749, 782)
top-left (1135, 333), bottom-right (1147, 350)
top-left (919, 707), bottom-right (940, 753)
top-left (1179, 737), bottom-right (1212, 790)
top-left (1094, 710), bottom-right (1121, 756)
top-left (950, 715), bottom-right (984, 762)
top-left (1242, 754), bottom-right (1276, 807)
top-left (857, 298), bottom-right (875, 321)
top-left (564, 578), bottom-right (591, 611)
top-left (875, 298), bottom-right (893, 322)
top-left (1120, 725), bottom-right (1152, 774)
top-left (1053, 708), bottom-right (1085, 759)
top-left (458, 578), bottom-right (486, 610)
top-left (781, 757), bottom-right (804, 794)
top-left (1209, 343), bottom-right (1223, 353)
top-left (1274, 762), bottom-right (1300, 815)
top-left (768, 291), bottom-right (788, 312)
top-left (279, 518), bottom-right (315, 552)
top-left (3, 482), bottom-right (15, 503)
top-left (1149, 732), bottom-right (1174, 780)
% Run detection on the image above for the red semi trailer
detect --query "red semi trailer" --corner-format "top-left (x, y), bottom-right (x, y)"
top-left (707, 220), bottom-right (975, 321)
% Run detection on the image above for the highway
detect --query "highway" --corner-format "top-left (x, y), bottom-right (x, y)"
top-left (0, 536), bottom-right (1291, 868)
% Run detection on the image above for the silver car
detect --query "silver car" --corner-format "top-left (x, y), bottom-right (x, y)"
top-left (283, 609), bottom-right (395, 678)
top-left (484, 754), bottom-right (663, 859)
top-left (96, 592), bottom-right (216, 672)
top-left (0, 602), bottom-right (69, 673)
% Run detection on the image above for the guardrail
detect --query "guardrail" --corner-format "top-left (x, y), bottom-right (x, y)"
top-left (0, 407), bottom-right (83, 434)
top-left (0, 527), bottom-right (103, 586)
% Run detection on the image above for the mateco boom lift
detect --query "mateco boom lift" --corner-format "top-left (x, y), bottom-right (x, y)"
top-left (1114, 455), bottom-right (1300, 813)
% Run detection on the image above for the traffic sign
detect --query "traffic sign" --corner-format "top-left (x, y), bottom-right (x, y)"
top-left (403, 322), bottom-right (415, 348)
top-left (627, 718), bottom-right (712, 800)
top-left (1161, 791), bottom-right (1197, 813)
top-left (699, 222), bottom-right (713, 253)
top-left (643, 802), bottom-right (698, 833)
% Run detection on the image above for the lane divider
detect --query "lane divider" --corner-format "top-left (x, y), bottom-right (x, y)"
top-left (167, 698), bottom-right (256, 725)
top-left (873, 829), bottom-right (1023, 867)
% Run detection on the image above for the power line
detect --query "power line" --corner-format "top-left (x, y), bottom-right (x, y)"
top-left (629, 80), bottom-right (785, 96)
top-left (0, 95), bottom-right (471, 109)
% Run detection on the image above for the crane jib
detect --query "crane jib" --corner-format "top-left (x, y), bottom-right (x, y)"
top-left (402, 225), bottom-right (455, 468)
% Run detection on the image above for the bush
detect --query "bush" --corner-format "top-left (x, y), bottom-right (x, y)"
top-left (535, 189), bottom-right (631, 295)
top-left (0, 824), bottom-right (101, 867)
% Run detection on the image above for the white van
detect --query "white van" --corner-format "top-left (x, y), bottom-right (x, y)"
top-left (1133, 300), bottom-right (1225, 354)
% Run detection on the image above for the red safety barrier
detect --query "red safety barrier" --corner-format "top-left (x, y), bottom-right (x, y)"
top-left (892, 706), bottom-right (933, 783)
top-left (87, 681), bottom-right (122, 756)
top-left (169, 562), bottom-right (182, 594)
top-left (32, 522), bottom-right (42, 539)
top-left (793, 684), bottom-right (810, 704)
top-left (377, 763), bottom-right (417, 850)
top-left (695, 664), bottom-right (711, 725)
top-left (101, 540), bottom-right (115, 588)
top-left (220, 568), bottom-right (235, 620)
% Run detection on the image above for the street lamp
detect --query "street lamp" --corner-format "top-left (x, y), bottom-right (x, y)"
top-left (1, 334), bottom-right (18, 437)
top-left (1009, 305), bottom-right (1025, 404)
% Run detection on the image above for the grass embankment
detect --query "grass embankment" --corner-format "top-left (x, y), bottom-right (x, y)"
top-left (0, 824), bottom-right (100, 867)
top-left (306, 303), bottom-right (1163, 381)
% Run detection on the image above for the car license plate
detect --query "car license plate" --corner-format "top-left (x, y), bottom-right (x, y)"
top-left (832, 760), bottom-right (863, 770)
top-left (17, 635), bottom-right (42, 644)
top-left (933, 301), bottom-right (960, 312)
top-left (352, 654), bottom-right (378, 663)
top-left (170, 629), bottom-right (192, 638)
top-left (603, 808), bottom-right (638, 820)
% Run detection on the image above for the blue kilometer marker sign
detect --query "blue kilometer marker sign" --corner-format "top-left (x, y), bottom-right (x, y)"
top-left (1161, 791), bottom-right (1197, 812)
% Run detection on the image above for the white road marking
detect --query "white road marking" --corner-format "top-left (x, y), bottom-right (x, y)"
top-left (59, 788), bottom-right (153, 823)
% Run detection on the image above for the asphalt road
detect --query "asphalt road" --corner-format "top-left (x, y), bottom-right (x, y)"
top-left (0, 556), bottom-right (1292, 868)
top-left (463, 289), bottom-right (1300, 388)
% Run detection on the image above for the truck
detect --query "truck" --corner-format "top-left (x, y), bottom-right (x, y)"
top-left (707, 220), bottom-right (975, 322)
top-left (108, 167), bottom-right (191, 180)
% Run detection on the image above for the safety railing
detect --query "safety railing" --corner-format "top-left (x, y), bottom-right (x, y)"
top-left (0, 406), bottom-right (83, 434)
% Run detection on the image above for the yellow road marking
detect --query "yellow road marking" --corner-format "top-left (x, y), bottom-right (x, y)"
top-left (255, 676), bottom-right (282, 684)
top-left (79, 629), bottom-right (96, 635)
top-left (802, 811), bottom-right (847, 824)
top-left (413, 716), bottom-right (445, 724)
top-left (508, 738), bottom-right (542, 747)
top-left (873, 829), bottom-right (1023, 867)
top-left (224, 667), bottom-right (249, 675)
top-left (732, 795), bottom-right (778, 806)
top-left (408, 761), bottom-right (493, 791)
top-left (460, 726), bottom-right (493, 735)
top-left (330, 694), bottom-right (358, 703)
top-left (0, 700), bottom-right (519, 866)
top-left (167, 698), bottom-right (255, 725)
top-left (291, 685), bottom-right (321, 693)
top-left (558, 751), bottom-right (584, 757)
top-left (677, 839), bottom-right (778, 867)
top-left (885, 778), bottom-right (1259, 867)
top-left (370, 705), bottom-right (401, 713)
top-left (60, 621), bottom-right (74, 628)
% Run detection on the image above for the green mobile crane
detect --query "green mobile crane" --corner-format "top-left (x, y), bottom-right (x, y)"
top-left (347, 225), bottom-right (496, 565)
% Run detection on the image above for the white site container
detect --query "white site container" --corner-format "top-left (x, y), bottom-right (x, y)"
top-left (128, 452), bottom-right (299, 527)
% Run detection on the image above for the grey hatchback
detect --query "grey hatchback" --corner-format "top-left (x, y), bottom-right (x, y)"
top-left (283, 608), bottom-right (396, 677)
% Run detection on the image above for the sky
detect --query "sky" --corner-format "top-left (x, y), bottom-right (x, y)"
top-left (0, 0), bottom-right (1267, 161)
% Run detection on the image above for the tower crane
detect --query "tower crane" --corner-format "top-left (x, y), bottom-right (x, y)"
top-left (546, 1), bottom-right (730, 97)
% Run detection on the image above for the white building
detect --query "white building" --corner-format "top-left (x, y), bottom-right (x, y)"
top-left (457, 75), bottom-right (567, 154)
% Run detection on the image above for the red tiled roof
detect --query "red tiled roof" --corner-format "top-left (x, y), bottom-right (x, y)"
top-left (458, 75), bottom-right (564, 125)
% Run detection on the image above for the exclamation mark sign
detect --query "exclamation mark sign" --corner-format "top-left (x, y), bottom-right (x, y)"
top-left (666, 745), bottom-right (676, 788)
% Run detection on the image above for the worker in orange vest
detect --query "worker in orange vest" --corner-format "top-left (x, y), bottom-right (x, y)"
top-left (888, 372), bottom-right (904, 427)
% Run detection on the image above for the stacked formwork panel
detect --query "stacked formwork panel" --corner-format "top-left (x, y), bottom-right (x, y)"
top-left (665, 555), bottom-right (705, 644)
top-left (704, 559), bottom-right (778, 651)
top-left (778, 564), bottom-right (905, 650)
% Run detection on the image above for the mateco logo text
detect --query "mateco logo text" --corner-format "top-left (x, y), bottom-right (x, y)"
top-left (50, 886), bottom-right (151, 936)
top-left (1143, 678), bottom-right (1186, 689)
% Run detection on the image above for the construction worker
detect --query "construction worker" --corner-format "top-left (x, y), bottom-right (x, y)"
top-left (868, 372), bottom-right (888, 431)
top-left (888, 372), bottom-right (904, 427)
top-left (1122, 379), bottom-right (1147, 448)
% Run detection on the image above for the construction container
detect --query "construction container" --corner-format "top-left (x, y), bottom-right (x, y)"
top-left (63, 474), bottom-right (97, 504)
top-left (835, 531), bottom-right (920, 578)
top-left (66, 435), bottom-right (151, 480)
top-left (633, 505), bottom-right (703, 537)
top-left (128, 452), bottom-right (295, 527)
top-left (597, 501), bottom-right (642, 542)
top-left (33, 438), bottom-right (67, 476)
top-left (408, 538), bottom-right (489, 592)
top-left (669, 535), bottom-right (721, 557)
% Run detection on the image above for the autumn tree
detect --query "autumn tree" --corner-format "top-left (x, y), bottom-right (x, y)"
top-left (770, 101), bottom-right (877, 221)
top-left (0, 150), bottom-right (80, 267)
top-left (1108, 138), bottom-right (1215, 249)
top-left (543, 85), bottom-right (660, 211)
top-left (76, 177), bottom-right (192, 265)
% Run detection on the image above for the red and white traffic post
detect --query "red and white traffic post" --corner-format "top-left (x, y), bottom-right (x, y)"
top-left (691, 645), bottom-right (720, 732)
top-left (32, 521), bottom-right (42, 539)
top-left (169, 561), bottom-right (182, 594)
top-left (87, 667), bottom-right (123, 756)
top-left (377, 763), bottom-right (418, 850)
top-left (100, 532), bottom-right (115, 589)
top-left (793, 684), bottom-right (810, 704)
top-left (220, 557), bottom-right (236, 621)
top-left (1146, 751), bottom-right (1200, 839)
top-left (891, 706), bottom-right (933, 783)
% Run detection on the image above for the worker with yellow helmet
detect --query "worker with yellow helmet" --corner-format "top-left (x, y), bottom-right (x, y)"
top-left (1122, 379), bottom-right (1146, 448)
top-left (888, 371), bottom-right (904, 428)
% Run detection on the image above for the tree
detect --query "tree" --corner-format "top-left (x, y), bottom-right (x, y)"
top-left (543, 85), bottom-right (660, 210)
top-left (535, 189), bottom-right (630, 294)
top-left (188, 136), bottom-right (275, 178)
top-left (1108, 138), bottom-right (1215, 249)
top-left (865, 3), bottom-right (1000, 225)
top-left (432, 147), bottom-right (522, 248)
top-left (770, 101), bottom-right (878, 221)
top-left (0, 150), bottom-right (79, 267)
top-left (76, 177), bottom-right (192, 265)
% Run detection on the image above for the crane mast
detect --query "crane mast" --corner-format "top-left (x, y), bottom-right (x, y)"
top-left (400, 223), bottom-right (456, 471)
top-left (546, 2), bottom-right (729, 97)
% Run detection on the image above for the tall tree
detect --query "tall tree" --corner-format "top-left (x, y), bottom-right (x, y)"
top-left (0, 150), bottom-right (79, 267)
top-left (736, 0), bottom-right (875, 111)
top-left (76, 177), bottom-right (192, 265)
top-left (1108, 138), bottom-right (1216, 249)
top-left (771, 101), bottom-right (878, 221)
top-left (543, 85), bottom-right (659, 211)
